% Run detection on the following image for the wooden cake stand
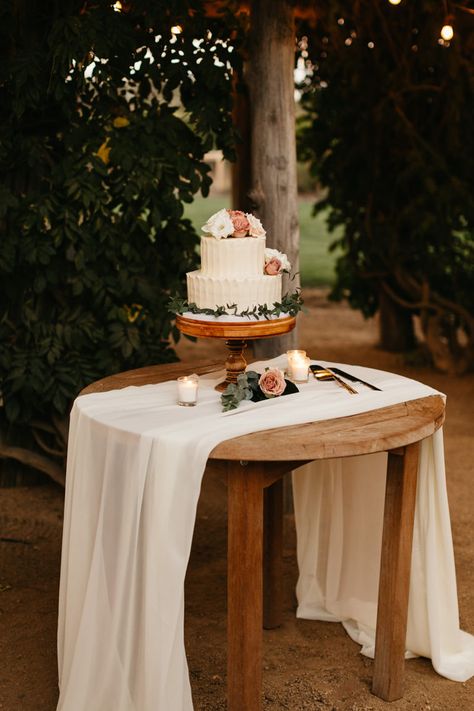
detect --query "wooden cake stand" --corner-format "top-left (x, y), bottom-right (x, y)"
top-left (175, 313), bottom-right (296, 391)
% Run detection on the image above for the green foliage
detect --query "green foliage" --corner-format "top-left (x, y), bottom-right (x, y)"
top-left (169, 289), bottom-right (304, 319)
top-left (220, 369), bottom-right (299, 411)
top-left (0, 1), bottom-right (241, 458)
top-left (221, 371), bottom-right (259, 411)
top-left (297, 2), bottom-right (474, 350)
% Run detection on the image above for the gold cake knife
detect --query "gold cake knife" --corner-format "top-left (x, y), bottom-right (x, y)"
top-left (314, 366), bottom-right (359, 395)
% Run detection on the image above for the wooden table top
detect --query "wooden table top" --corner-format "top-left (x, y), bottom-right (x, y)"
top-left (80, 361), bottom-right (445, 463)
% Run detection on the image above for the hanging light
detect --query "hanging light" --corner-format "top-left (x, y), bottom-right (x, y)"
top-left (113, 1), bottom-right (122, 11)
top-left (171, 25), bottom-right (183, 35)
top-left (440, 23), bottom-right (454, 41)
top-left (388, 0), bottom-right (402, 5)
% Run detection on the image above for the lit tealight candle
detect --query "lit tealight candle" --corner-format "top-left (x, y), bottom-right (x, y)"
top-left (177, 374), bottom-right (199, 406)
top-left (440, 24), bottom-right (454, 41)
top-left (286, 350), bottom-right (307, 379)
top-left (291, 355), bottom-right (310, 382)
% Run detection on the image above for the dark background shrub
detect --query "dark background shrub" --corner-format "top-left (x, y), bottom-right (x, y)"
top-left (0, 0), bottom-right (241, 482)
top-left (297, 1), bottom-right (474, 369)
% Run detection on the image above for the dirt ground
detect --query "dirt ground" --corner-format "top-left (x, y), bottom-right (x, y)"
top-left (1, 289), bottom-right (473, 711)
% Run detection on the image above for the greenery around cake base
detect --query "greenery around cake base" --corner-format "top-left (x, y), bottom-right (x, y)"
top-left (168, 290), bottom-right (304, 320)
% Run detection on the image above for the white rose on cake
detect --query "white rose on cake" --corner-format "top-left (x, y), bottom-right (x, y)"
top-left (245, 213), bottom-right (266, 238)
top-left (264, 248), bottom-right (291, 275)
top-left (201, 208), bottom-right (234, 239)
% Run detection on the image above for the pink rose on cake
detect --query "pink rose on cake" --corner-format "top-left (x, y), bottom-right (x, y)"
top-left (264, 248), bottom-right (291, 275)
top-left (258, 368), bottom-right (287, 398)
top-left (264, 257), bottom-right (282, 275)
top-left (228, 210), bottom-right (250, 237)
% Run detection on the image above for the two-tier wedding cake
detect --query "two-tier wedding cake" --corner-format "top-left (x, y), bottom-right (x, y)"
top-left (186, 209), bottom-right (290, 313)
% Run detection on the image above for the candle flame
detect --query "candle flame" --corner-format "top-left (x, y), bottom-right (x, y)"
top-left (441, 24), bottom-right (454, 41)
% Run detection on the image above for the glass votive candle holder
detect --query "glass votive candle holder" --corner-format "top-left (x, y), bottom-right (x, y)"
top-left (286, 350), bottom-right (307, 379)
top-left (291, 356), bottom-right (310, 382)
top-left (291, 356), bottom-right (311, 383)
top-left (177, 374), bottom-right (199, 406)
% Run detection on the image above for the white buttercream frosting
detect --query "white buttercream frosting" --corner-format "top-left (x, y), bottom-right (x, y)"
top-left (187, 233), bottom-right (282, 312)
top-left (186, 272), bottom-right (281, 312)
top-left (200, 235), bottom-right (265, 278)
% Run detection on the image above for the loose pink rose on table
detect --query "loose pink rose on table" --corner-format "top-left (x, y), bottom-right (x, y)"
top-left (264, 257), bottom-right (282, 275)
top-left (228, 210), bottom-right (250, 238)
top-left (258, 368), bottom-right (287, 398)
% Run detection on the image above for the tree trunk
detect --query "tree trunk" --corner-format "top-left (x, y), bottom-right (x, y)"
top-left (231, 78), bottom-right (252, 213)
top-left (378, 287), bottom-right (416, 352)
top-left (247, 0), bottom-right (300, 359)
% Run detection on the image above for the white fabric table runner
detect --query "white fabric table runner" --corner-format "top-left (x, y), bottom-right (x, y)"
top-left (57, 357), bottom-right (474, 710)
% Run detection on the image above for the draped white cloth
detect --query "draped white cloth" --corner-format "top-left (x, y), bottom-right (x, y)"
top-left (57, 357), bottom-right (474, 711)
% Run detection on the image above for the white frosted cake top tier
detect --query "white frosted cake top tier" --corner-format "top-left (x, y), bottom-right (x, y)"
top-left (200, 235), bottom-right (265, 278)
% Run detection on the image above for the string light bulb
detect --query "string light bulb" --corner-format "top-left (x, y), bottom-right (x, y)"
top-left (113, 1), bottom-right (122, 11)
top-left (440, 23), bottom-right (454, 41)
top-left (388, 0), bottom-right (402, 5)
top-left (171, 25), bottom-right (183, 35)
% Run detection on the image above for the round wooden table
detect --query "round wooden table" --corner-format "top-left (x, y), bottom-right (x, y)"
top-left (82, 361), bottom-right (445, 710)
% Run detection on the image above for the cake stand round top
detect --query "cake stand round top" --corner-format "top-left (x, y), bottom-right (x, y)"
top-left (175, 313), bottom-right (296, 340)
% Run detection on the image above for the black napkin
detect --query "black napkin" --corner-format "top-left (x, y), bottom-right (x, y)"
top-left (250, 377), bottom-right (299, 403)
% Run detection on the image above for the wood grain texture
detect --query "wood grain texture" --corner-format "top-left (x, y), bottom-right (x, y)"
top-left (248, 0), bottom-right (299, 357)
top-left (175, 314), bottom-right (296, 340)
top-left (214, 339), bottom-right (249, 392)
top-left (81, 362), bottom-right (445, 466)
top-left (209, 396), bottom-right (445, 462)
top-left (79, 361), bottom-right (222, 396)
top-left (227, 462), bottom-right (265, 711)
top-left (231, 72), bottom-right (252, 213)
top-left (372, 442), bottom-right (420, 701)
top-left (263, 478), bottom-right (284, 629)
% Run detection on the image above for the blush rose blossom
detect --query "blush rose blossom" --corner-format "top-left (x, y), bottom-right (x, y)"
top-left (264, 257), bottom-right (282, 275)
top-left (228, 210), bottom-right (250, 237)
top-left (258, 368), bottom-right (287, 398)
top-left (264, 248), bottom-right (291, 275)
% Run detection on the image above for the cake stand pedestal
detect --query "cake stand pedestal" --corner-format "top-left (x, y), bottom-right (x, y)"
top-left (175, 314), bottom-right (297, 391)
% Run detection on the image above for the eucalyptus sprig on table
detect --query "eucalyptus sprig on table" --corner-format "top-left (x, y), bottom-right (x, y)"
top-left (168, 290), bottom-right (304, 320)
top-left (221, 370), bottom-right (299, 411)
top-left (221, 371), bottom-right (260, 411)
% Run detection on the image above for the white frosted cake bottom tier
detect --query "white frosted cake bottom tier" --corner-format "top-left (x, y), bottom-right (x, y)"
top-left (186, 272), bottom-right (281, 312)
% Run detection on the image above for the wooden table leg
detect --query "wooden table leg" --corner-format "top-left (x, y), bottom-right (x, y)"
top-left (372, 441), bottom-right (420, 701)
top-left (263, 477), bottom-right (283, 629)
top-left (227, 462), bottom-right (264, 711)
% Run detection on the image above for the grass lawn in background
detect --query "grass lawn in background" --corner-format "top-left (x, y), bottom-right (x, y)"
top-left (183, 195), bottom-right (341, 288)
